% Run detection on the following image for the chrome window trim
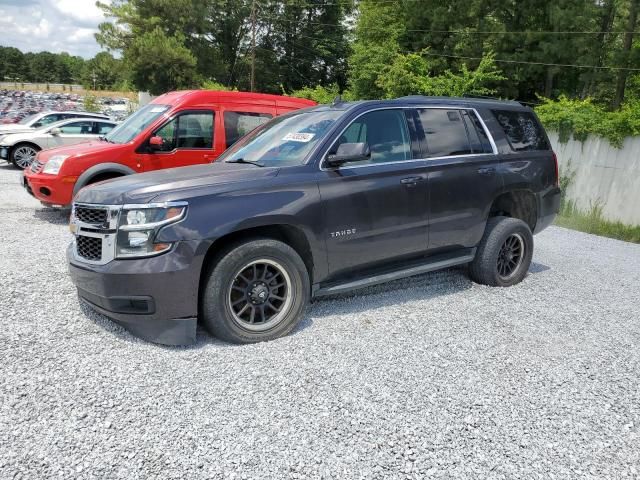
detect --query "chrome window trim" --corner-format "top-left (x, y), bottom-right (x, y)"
top-left (319, 105), bottom-right (498, 172)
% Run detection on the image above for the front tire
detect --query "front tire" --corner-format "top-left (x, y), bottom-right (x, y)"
top-left (10, 143), bottom-right (40, 169)
top-left (469, 216), bottom-right (534, 287)
top-left (201, 239), bottom-right (310, 344)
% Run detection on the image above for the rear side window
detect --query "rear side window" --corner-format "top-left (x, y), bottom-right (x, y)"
top-left (417, 109), bottom-right (472, 157)
top-left (492, 109), bottom-right (549, 151)
top-left (224, 111), bottom-right (272, 148)
top-left (59, 121), bottom-right (93, 134)
top-left (95, 122), bottom-right (115, 135)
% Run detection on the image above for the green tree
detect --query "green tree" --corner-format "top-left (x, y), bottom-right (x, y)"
top-left (376, 51), bottom-right (505, 98)
top-left (348, 0), bottom-right (404, 99)
top-left (612, 0), bottom-right (640, 107)
top-left (0, 47), bottom-right (27, 82)
top-left (81, 52), bottom-right (125, 90)
top-left (97, 0), bottom-right (353, 94)
top-left (290, 83), bottom-right (354, 103)
top-left (125, 27), bottom-right (198, 95)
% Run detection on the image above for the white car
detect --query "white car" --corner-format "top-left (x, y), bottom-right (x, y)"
top-left (0, 118), bottom-right (117, 169)
top-left (0, 111), bottom-right (110, 136)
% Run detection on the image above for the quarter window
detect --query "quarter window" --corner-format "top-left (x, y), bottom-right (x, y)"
top-left (335, 109), bottom-right (411, 164)
top-left (461, 110), bottom-right (493, 154)
top-left (154, 112), bottom-right (214, 151)
top-left (417, 109), bottom-right (472, 157)
top-left (492, 109), bottom-right (549, 151)
top-left (224, 111), bottom-right (272, 148)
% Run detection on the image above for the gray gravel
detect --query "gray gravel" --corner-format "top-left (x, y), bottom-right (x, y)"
top-left (1, 164), bottom-right (639, 479)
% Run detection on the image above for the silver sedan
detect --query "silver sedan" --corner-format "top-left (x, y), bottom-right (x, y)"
top-left (0, 118), bottom-right (117, 169)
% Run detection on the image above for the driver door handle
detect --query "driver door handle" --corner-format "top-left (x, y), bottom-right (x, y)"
top-left (400, 176), bottom-right (423, 186)
top-left (477, 167), bottom-right (496, 175)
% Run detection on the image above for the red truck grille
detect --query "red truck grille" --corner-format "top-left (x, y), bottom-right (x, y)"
top-left (30, 159), bottom-right (44, 173)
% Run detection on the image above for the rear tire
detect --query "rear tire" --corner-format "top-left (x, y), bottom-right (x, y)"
top-left (469, 216), bottom-right (533, 287)
top-left (10, 143), bottom-right (40, 170)
top-left (201, 238), bottom-right (310, 344)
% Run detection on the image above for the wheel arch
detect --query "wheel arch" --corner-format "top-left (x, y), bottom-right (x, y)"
top-left (10, 141), bottom-right (41, 151)
top-left (488, 189), bottom-right (537, 232)
top-left (9, 141), bottom-right (41, 166)
top-left (198, 223), bottom-right (315, 306)
top-left (73, 163), bottom-right (136, 196)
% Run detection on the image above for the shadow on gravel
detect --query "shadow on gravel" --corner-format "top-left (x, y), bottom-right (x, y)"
top-left (0, 163), bottom-right (16, 170)
top-left (78, 261), bottom-right (553, 349)
top-left (33, 208), bottom-right (71, 225)
top-left (529, 262), bottom-right (551, 274)
top-left (308, 266), bottom-right (472, 319)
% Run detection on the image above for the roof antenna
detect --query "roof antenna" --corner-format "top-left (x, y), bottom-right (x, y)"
top-left (331, 95), bottom-right (342, 106)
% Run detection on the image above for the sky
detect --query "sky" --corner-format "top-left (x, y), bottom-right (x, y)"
top-left (0, 0), bottom-right (110, 59)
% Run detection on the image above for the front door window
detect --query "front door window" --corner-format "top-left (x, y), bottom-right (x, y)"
top-left (154, 112), bottom-right (214, 152)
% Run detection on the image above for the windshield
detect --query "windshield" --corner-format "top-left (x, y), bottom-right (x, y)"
top-left (219, 109), bottom-right (342, 166)
top-left (104, 104), bottom-right (170, 144)
top-left (19, 113), bottom-right (39, 126)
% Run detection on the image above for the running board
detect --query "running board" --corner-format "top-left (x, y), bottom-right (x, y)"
top-left (313, 249), bottom-right (475, 297)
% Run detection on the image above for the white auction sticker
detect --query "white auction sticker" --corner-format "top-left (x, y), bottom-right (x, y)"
top-left (282, 132), bottom-right (315, 142)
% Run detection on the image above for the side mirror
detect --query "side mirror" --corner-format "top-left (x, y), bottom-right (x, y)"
top-left (149, 135), bottom-right (164, 150)
top-left (325, 142), bottom-right (371, 168)
top-left (50, 127), bottom-right (61, 136)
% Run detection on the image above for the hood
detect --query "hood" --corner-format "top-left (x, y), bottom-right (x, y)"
top-left (38, 140), bottom-right (126, 161)
top-left (74, 162), bottom-right (281, 205)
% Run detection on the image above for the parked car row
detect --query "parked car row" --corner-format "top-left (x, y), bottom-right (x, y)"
top-left (0, 89), bottom-right (132, 125)
top-left (0, 89), bottom-right (84, 124)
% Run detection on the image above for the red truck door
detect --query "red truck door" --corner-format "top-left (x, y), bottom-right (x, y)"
top-left (142, 109), bottom-right (219, 170)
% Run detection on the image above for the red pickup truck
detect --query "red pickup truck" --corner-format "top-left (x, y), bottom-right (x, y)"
top-left (23, 90), bottom-right (315, 207)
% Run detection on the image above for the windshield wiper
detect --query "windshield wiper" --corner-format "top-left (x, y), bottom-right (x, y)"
top-left (226, 158), bottom-right (265, 167)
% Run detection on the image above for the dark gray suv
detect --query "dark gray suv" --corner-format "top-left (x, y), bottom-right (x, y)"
top-left (68, 96), bottom-right (561, 345)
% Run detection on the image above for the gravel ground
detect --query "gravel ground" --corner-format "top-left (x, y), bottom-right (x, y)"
top-left (1, 164), bottom-right (639, 480)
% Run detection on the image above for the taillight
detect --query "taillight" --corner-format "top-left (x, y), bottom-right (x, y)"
top-left (552, 151), bottom-right (559, 187)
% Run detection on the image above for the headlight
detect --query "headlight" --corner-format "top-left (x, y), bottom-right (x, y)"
top-left (116, 204), bottom-right (187, 258)
top-left (42, 155), bottom-right (69, 175)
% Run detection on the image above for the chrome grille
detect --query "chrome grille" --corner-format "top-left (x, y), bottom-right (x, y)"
top-left (76, 235), bottom-right (102, 261)
top-left (30, 159), bottom-right (44, 173)
top-left (75, 206), bottom-right (108, 225)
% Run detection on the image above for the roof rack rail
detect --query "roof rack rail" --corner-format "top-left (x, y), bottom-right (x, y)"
top-left (396, 94), bottom-right (522, 106)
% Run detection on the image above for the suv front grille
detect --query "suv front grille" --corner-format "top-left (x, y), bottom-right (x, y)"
top-left (76, 235), bottom-right (102, 261)
top-left (75, 206), bottom-right (108, 225)
top-left (30, 159), bottom-right (44, 173)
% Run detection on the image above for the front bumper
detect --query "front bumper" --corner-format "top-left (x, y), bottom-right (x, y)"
top-left (0, 146), bottom-right (8, 161)
top-left (67, 240), bottom-right (204, 345)
top-left (23, 171), bottom-right (75, 207)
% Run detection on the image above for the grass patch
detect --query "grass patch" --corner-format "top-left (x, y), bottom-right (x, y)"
top-left (554, 202), bottom-right (640, 244)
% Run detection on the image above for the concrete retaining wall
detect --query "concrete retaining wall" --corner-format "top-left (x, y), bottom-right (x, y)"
top-left (548, 132), bottom-right (640, 225)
